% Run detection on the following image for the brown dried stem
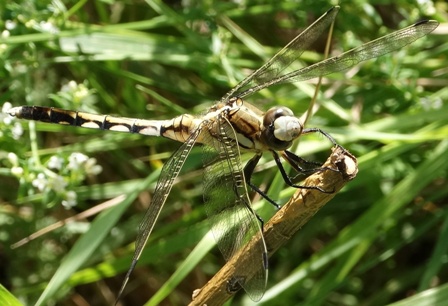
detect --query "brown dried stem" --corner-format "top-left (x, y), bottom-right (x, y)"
top-left (189, 146), bottom-right (358, 305)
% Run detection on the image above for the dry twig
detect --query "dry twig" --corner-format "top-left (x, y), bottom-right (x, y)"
top-left (190, 146), bottom-right (358, 305)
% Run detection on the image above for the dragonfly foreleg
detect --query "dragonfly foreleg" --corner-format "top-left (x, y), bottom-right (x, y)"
top-left (272, 151), bottom-right (334, 194)
top-left (302, 127), bottom-right (339, 146)
top-left (282, 150), bottom-right (339, 182)
top-left (283, 150), bottom-right (322, 171)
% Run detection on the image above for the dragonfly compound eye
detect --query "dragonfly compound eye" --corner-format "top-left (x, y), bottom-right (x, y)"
top-left (261, 107), bottom-right (302, 150)
top-left (262, 107), bottom-right (294, 127)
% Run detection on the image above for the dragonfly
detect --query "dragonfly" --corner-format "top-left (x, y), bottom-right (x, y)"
top-left (8, 6), bottom-right (438, 302)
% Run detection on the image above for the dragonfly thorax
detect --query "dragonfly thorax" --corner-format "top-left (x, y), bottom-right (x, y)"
top-left (261, 106), bottom-right (303, 151)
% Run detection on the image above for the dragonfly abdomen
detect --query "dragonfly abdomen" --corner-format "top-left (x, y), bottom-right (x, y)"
top-left (7, 105), bottom-right (203, 142)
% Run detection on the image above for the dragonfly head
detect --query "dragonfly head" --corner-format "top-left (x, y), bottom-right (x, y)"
top-left (261, 106), bottom-right (303, 151)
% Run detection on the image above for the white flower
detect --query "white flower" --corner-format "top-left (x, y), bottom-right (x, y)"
top-left (3, 115), bottom-right (12, 125)
top-left (420, 97), bottom-right (443, 111)
top-left (61, 80), bottom-right (78, 93)
top-left (60, 81), bottom-right (91, 104)
top-left (32, 173), bottom-right (48, 192)
top-left (68, 152), bottom-right (89, 170)
top-left (25, 19), bottom-right (38, 29)
top-left (5, 20), bottom-right (17, 30)
top-left (7, 152), bottom-right (18, 166)
top-left (84, 157), bottom-right (102, 176)
top-left (38, 21), bottom-right (59, 34)
top-left (74, 83), bottom-right (90, 101)
top-left (11, 167), bottom-right (24, 177)
top-left (62, 191), bottom-right (77, 209)
top-left (11, 122), bottom-right (23, 139)
top-left (47, 156), bottom-right (64, 170)
top-left (1, 102), bottom-right (14, 125)
top-left (49, 175), bottom-right (67, 193)
top-left (2, 102), bottom-right (12, 113)
top-left (1, 30), bottom-right (10, 39)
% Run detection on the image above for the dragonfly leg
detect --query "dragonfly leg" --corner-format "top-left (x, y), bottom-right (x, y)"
top-left (284, 150), bottom-right (323, 171)
top-left (229, 170), bottom-right (266, 228)
top-left (244, 153), bottom-right (281, 210)
top-left (302, 127), bottom-right (340, 146)
top-left (226, 275), bottom-right (245, 294)
top-left (282, 150), bottom-right (339, 182)
top-left (272, 151), bottom-right (335, 193)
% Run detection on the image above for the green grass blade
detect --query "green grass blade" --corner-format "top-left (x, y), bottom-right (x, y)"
top-left (34, 174), bottom-right (156, 305)
top-left (0, 284), bottom-right (23, 306)
top-left (388, 283), bottom-right (448, 306)
top-left (145, 232), bottom-right (216, 306)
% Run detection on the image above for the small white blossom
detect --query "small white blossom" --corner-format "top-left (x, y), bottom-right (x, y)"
top-left (3, 115), bottom-right (12, 125)
top-left (420, 97), bottom-right (443, 111)
top-left (11, 167), bottom-right (24, 177)
top-left (38, 21), bottom-right (59, 34)
top-left (32, 173), bottom-right (48, 192)
top-left (62, 191), bottom-right (77, 209)
top-left (74, 83), bottom-right (90, 101)
top-left (68, 152), bottom-right (89, 170)
top-left (1, 102), bottom-right (14, 125)
top-left (60, 81), bottom-right (92, 104)
top-left (2, 102), bottom-right (12, 113)
top-left (5, 20), bottom-right (17, 30)
top-left (61, 80), bottom-right (78, 93)
top-left (1, 30), bottom-right (10, 39)
top-left (84, 157), bottom-right (102, 175)
top-left (7, 152), bottom-right (18, 166)
top-left (24, 19), bottom-right (37, 29)
top-left (11, 122), bottom-right (23, 139)
top-left (47, 156), bottom-right (64, 170)
top-left (49, 175), bottom-right (67, 193)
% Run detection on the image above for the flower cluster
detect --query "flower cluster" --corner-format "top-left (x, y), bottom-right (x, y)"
top-left (1, 103), bottom-right (102, 209)
top-left (51, 80), bottom-right (97, 112)
top-left (1, 102), bottom-right (23, 140)
top-left (6, 150), bottom-right (102, 209)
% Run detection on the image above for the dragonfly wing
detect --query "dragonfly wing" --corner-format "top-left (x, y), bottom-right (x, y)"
top-left (116, 125), bottom-right (202, 301)
top-left (239, 19), bottom-right (439, 94)
top-left (202, 113), bottom-right (268, 301)
top-left (223, 6), bottom-right (340, 101)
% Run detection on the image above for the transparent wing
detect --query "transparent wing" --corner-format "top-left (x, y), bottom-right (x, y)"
top-left (222, 6), bottom-right (340, 102)
top-left (202, 114), bottom-right (268, 301)
top-left (236, 19), bottom-right (438, 98)
top-left (116, 126), bottom-right (202, 301)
